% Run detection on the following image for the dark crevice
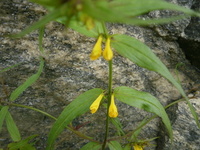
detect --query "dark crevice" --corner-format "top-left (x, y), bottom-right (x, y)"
top-left (177, 38), bottom-right (200, 71)
top-left (177, 0), bottom-right (200, 71)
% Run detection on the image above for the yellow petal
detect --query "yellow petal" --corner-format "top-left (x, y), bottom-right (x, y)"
top-left (90, 35), bottom-right (103, 60)
top-left (109, 94), bottom-right (118, 118)
top-left (103, 37), bottom-right (113, 61)
top-left (133, 144), bottom-right (143, 150)
top-left (90, 93), bottom-right (104, 114)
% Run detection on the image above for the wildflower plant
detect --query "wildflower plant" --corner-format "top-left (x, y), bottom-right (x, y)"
top-left (1, 0), bottom-right (200, 149)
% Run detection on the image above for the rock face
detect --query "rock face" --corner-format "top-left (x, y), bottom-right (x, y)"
top-left (0, 0), bottom-right (200, 150)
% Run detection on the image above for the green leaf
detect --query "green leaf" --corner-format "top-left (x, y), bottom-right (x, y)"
top-left (112, 34), bottom-right (176, 79)
top-left (108, 141), bottom-right (123, 150)
top-left (112, 34), bottom-right (200, 128)
top-left (9, 59), bottom-right (44, 101)
top-left (108, 0), bottom-right (199, 17)
top-left (20, 144), bottom-right (36, 150)
top-left (8, 134), bottom-right (37, 150)
top-left (0, 106), bottom-right (9, 133)
top-left (114, 86), bottom-right (172, 140)
top-left (5, 111), bottom-right (21, 142)
top-left (83, 0), bottom-right (200, 25)
top-left (68, 19), bottom-right (104, 38)
top-left (80, 142), bottom-right (101, 150)
top-left (123, 144), bottom-right (131, 150)
top-left (46, 88), bottom-right (103, 150)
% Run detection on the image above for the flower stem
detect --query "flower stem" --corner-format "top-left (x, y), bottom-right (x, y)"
top-left (102, 60), bottom-right (113, 149)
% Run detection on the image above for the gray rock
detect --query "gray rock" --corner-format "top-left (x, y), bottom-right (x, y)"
top-left (0, 0), bottom-right (200, 150)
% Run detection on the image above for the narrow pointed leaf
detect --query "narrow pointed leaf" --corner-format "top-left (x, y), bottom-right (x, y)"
top-left (114, 86), bottom-right (173, 140)
top-left (5, 111), bottom-right (21, 141)
top-left (108, 141), bottom-right (123, 150)
top-left (84, 0), bottom-right (200, 25)
top-left (112, 34), bottom-right (200, 128)
top-left (80, 142), bottom-right (101, 150)
top-left (9, 59), bottom-right (44, 101)
top-left (46, 88), bottom-right (103, 150)
top-left (108, 0), bottom-right (199, 17)
top-left (0, 106), bottom-right (9, 132)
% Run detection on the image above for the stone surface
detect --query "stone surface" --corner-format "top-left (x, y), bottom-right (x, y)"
top-left (153, 0), bottom-right (200, 70)
top-left (0, 0), bottom-right (200, 150)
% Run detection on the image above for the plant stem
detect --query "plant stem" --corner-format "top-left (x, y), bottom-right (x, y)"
top-left (10, 102), bottom-right (57, 120)
top-left (102, 60), bottom-right (113, 150)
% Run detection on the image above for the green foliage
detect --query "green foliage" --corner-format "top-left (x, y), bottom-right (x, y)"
top-left (83, 0), bottom-right (200, 25)
top-left (7, 134), bottom-right (37, 150)
top-left (11, 0), bottom-right (200, 38)
top-left (108, 141), bottom-right (123, 150)
top-left (68, 20), bottom-right (104, 38)
top-left (46, 88), bottom-right (103, 150)
top-left (3, 0), bottom-right (200, 149)
top-left (9, 59), bottom-right (44, 101)
top-left (0, 106), bottom-right (9, 132)
top-left (112, 34), bottom-right (180, 88)
top-left (5, 111), bottom-right (21, 141)
top-left (80, 142), bottom-right (101, 150)
top-left (123, 144), bottom-right (131, 150)
top-left (114, 86), bottom-right (173, 140)
top-left (112, 34), bottom-right (200, 128)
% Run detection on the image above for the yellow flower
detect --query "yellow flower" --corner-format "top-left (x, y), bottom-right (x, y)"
top-left (90, 93), bottom-right (104, 114)
top-left (79, 13), bottom-right (95, 30)
top-left (90, 35), bottom-right (103, 60)
top-left (103, 37), bottom-right (113, 61)
top-left (85, 16), bottom-right (95, 30)
top-left (109, 94), bottom-right (118, 118)
top-left (133, 144), bottom-right (143, 150)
